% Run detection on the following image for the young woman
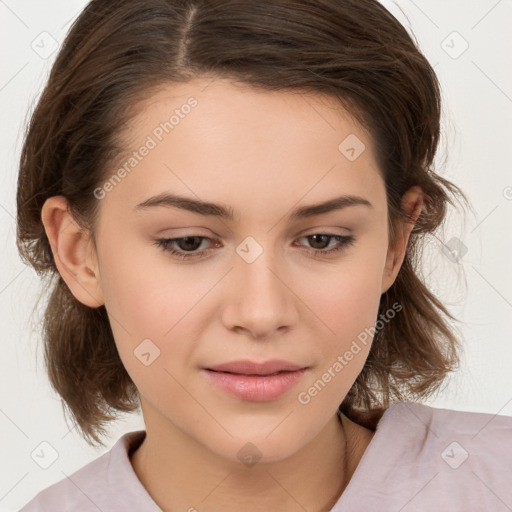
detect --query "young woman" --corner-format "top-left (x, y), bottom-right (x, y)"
top-left (17, 1), bottom-right (511, 511)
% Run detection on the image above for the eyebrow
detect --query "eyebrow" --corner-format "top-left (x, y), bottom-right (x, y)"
top-left (133, 192), bottom-right (373, 221)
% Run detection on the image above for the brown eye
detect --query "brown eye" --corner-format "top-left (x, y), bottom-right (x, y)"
top-left (154, 236), bottom-right (215, 260)
top-left (297, 233), bottom-right (356, 256)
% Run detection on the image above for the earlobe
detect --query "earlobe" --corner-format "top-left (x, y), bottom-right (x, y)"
top-left (381, 186), bottom-right (424, 294)
top-left (41, 196), bottom-right (104, 308)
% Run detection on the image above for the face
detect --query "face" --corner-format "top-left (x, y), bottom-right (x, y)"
top-left (45, 77), bottom-right (420, 463)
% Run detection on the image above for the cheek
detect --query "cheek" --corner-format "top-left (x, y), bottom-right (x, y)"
top-left (294, 267), bottom-right (382, 416)
top-left (98, 252), bottom-right (227, 397)
top-left (304, 253), bottom-right (385, 341)
top-left (96, 225), bottom-right (193, 333)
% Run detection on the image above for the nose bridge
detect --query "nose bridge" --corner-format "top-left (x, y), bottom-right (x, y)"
top-left (223, 234), bottom-right (297, 336)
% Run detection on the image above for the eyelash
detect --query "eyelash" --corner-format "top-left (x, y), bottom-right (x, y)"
top-left (153, 233), bottom-right (356, 261)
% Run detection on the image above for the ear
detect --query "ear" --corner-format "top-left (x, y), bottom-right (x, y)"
top-left (41, 196), bottom-right (104, 308)
top-left (381, 186), bottom-right (424, 294)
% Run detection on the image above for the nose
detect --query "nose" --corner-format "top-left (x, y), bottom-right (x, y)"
top-left (220, 245), bottom-right (299, 339)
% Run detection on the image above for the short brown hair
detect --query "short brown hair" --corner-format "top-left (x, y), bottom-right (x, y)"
top-left (16, 0), bottom-right (471, 446)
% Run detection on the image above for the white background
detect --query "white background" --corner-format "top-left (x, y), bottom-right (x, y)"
top-left (1, 1), bottom-right (511, 510)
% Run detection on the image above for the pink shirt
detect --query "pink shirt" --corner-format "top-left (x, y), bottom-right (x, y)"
top-left (19, 401), bottom-right (512, 511)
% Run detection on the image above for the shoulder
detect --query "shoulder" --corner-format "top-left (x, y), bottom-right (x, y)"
top-left (387, 401), bottom-right (512, 455)
top-left (336, 401), bottom-right (512, 512)
top-left (379, 401), bottom-right (512, 473)
top-left (18, 447), bottom-right (113, 512)
top-left (18, 430), bottom-right (151, 512)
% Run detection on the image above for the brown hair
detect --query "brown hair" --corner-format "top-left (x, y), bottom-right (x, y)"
top-left (16, 0), bottom-right (471, 446)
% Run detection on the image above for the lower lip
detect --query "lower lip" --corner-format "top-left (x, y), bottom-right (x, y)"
top-left (202, 368), bottom-right (308, 401)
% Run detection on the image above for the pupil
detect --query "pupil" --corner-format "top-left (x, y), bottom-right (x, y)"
top-left (309, 234), bottom-right (329, 249)
top-left (180, 237), bottom-right (201, 251)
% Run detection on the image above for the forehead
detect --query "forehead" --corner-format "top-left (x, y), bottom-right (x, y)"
top-left (129, 77), bottom-right (372, 151)
top-left (104, 77), bottom-right (386, 222)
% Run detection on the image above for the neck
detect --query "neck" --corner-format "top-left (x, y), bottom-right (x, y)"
top-left (130, 411), bottom-right (375, 512)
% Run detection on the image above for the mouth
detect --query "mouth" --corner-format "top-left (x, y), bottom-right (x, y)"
top-left (204, 359), bottom-right (308, 376)
top-left (201, 360), bottom-right (310, 401)
top-left (207, 369), bottom-right (300, 377)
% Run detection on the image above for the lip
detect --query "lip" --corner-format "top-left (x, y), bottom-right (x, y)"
top-left (205, 359), bottom-right (307, 375)
top-left (202, 359), bottom-right (309, 402)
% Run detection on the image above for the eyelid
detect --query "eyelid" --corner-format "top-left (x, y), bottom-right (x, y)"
top-left (299, 226), bottom-right (352, 236)
top-left (154, 228), bottom-right (351, 248)
top-left (157, 225), bottom-right (351, 237)
top-left (154, 231), bottom-right (356, 261)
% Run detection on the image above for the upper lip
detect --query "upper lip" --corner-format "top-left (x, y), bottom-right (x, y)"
top-left (204, 359), bottom-right (308, 375)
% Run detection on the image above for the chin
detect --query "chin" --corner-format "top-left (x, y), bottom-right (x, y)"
top-left (200, 424), bottom-right (312, 466)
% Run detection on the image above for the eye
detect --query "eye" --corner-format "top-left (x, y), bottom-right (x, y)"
top-left (153, 236), bottom-right (218, 261)
top-left (153, 233), bottom-right (356, 261)
top-left (295, 233), bottom-right (356, 256)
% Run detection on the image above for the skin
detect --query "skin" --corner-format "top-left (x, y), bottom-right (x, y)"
top-left (41, 77), bottom-right (423, 512)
